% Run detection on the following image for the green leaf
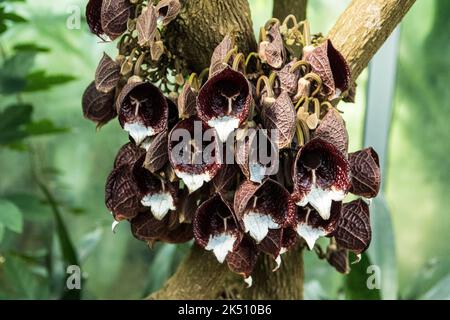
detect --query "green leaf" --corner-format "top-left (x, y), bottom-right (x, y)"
top-left (366, 195), bottom-right (398, 299)
top-left (13, 43), bottom-right (50, 53)
top-left (345, 253), bottom-right (382, 300)
top-left (419, 275), bottom-right (450, 300)
top-left (0, 52), bottom-right (36, 94)
top-left (1, 12), bottom-right (27, 23)
top-left (0, 254), bottom-right (48, 299)
top-left (0, 103), bottom-right (33, 145)
top-left (0, 224), bottom-right (4, 243)
top-left (0, 198), bottom-right (23, 233)
top-left (4, 193), bottom-right (52, 222)
top-left (23, 70), bottom-right (76, 92)
top-left (24, 119), bottom-right (69, 136)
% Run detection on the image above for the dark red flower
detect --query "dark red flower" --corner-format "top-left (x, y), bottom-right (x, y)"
top-left (333, 199), bottom-right (371, 255)
top-left (197, 67), bottom-right (252, 142)
top-left (168, 117), bottom-right (222, 192)
top-left (193, 195), bottom-right (243, 263)
top-left (292, 138), bottom-right (350, 220)
top-left (348, 148), bottom-right (381, 198)
top-left (234, 179), bottom-right (295, 243)
top-left (116, 81), bottom-right (168, 145)
top-left (294, 202), bottom-right (341, 249)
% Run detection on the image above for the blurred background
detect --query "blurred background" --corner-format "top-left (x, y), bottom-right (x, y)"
top-left (0, 0), bottom-right (448, 300)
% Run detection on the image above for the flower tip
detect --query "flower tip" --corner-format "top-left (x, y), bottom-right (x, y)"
top-left (111, 220), bottom-right (120, 233)
top-left (244, 276), bottom-right (253, 288)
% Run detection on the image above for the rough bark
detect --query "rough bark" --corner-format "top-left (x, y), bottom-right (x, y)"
top-left (242, 245), bottom-right (304, 300)
top-left (165, 0), bottom-right (257, 73)
top-left (328, 0), bottom-right (416, 80)
top-left (273, 0), bottom-right (307, 22)
top-left (150, 0), bottom-right (416, 300)
top-left (150, 245), bottom-right (230, 300)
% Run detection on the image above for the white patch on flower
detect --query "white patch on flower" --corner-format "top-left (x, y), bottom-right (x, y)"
top-left (352, 254), bottom-right (362, 264)
top-left (141, 192), bottom-right (175, 220)
top-left (273, 255), bottom-right (282, 272)
top-left (249, 163), bottom-right (266, 184)
top-left (175, 170), bottom-right (211, 193)
top-left (296, 222), bottom-right (326, 250)
top-left (244, 276), bottom-right (253, 288)
top-left (205, 233), bottom-right (237, 263)
top-left (140, 137), bottom-right (152, 151)
top-left (208, 116), bottom-right (240, 142)
top-left (111, 220), bottom-right (120, 233)
top-left (296, 184), bottom-right (345, 220)
top-left (243, 211), bottom-right (279, 243)
top-left (124, 122), bottom-right (156, 145)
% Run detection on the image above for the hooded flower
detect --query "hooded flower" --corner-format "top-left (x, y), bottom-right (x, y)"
top-left (168, 117), bottom-right (222, 193)
top-left (86, 0), bottom-right (131, 40)
top-left (304, 39), bottom-right (351, 99)
top-left (117, 81), bottom-right (168, 145)
top-left (294, 202), bottom-right (341, 249)
top-left (226, 236), bottom-right (259, 287)
top-left (333, 198), bottom-right (371, 255)
top-left (234, 179), bottom-right (295, 243)
top-left (292, 138), bottom-right (350, 220)
top-left (258, 227), bottom-right (297, 271)
top-left (82, 81), bottom-right (117, 128)
top-left (193, 195), bottom-right (243, 263)
top-left (197, 67), bottom-right (252, 142)
top-left (132, 154), bottom-right (177, 220)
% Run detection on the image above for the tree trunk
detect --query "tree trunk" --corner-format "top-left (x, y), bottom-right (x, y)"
top-left (241, 245), bottom-right (304, 300)
top-left (273, 0), bottom-right (307, 22)
top-left (328, 0), bottom-right (416, 80)
top-left (165, 0), bottom-right (257, 73)
top-left (150, 0), bottom-right (416, 300)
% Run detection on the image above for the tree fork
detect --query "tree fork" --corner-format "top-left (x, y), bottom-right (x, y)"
top-left (165, 0), bottom-right (257, 73)
top-left (150, 0), bottom-right (416, 300)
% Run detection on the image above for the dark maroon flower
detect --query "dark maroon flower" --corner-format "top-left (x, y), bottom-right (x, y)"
top-left (168, 117), bottom-right (222, 193)
top-left (327, 246), bottom-right (350, 274)
top-left (197, 67), bottom-right (252, 142)
top-left (258, 227), bottom-right (297, 271)
top-left (193, 195), bottom-right (243, 263)
top-left (261, 91), bottom-right (296, 149)
top-left (82, 81), bottom-right (116, 128)
top-left (348, 148), bottom-right (381, 198)
top-left (143, 130), bottom-right (169, 173)
top-left (235, 128), bottom-right (278, 183)
top-left (113, 142), bottom-right (145, 168)
top-left (333, 199), bottom-right (371, 255)
top-left (116, 81), bottom-right (168, 145)
top-left (314, 108), bottom-right (349, 156)
top-left (275, 60), bottom-right (301, 97)
top-left (211, 164), bottom-right (239, 195)
top-left (100, 0), bottom-right (132, 41)
top-left (86, 0), bottom-right (104, 38)
top-left (234, 179), bottom-right (295, 243)
top-left (226, 236), bottom-right (259, 286)
top-left (292, 138), bottom-right (350, 220)
top-left (177, 82), bottom-right (197, 119)
top-left (95, 53), bottom-right (121, 93)
top-left (105, 164), bottom-right (141, 221)
top-left (294, 202), bottom-right (341, 249)
top-left (133, 154), bottom-right (177, 220)
top-left (209, 35), bottom-right (235, 77)
top-left (131, 211), bottom-right (193, 244)
top-left (259, 21), bottom-right (286, 69)
top-left (155, 0), bottom-right (181, 26)
top-left (305, 39), bottom-right (351, 99)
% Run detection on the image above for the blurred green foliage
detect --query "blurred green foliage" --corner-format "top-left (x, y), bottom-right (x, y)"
top-left (0, 0), bottom-right (448, 300)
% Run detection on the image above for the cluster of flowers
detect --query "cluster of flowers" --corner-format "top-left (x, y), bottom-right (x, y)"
top-left (83, 1), bottom-right (381, 285)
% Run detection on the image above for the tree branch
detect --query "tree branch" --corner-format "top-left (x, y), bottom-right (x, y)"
top-left (328, 0), bottom-right (416, 80)
top-left (150, 0), bottom-right (416, 300)
top-left (273, 0), bottom-right (307, 22)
